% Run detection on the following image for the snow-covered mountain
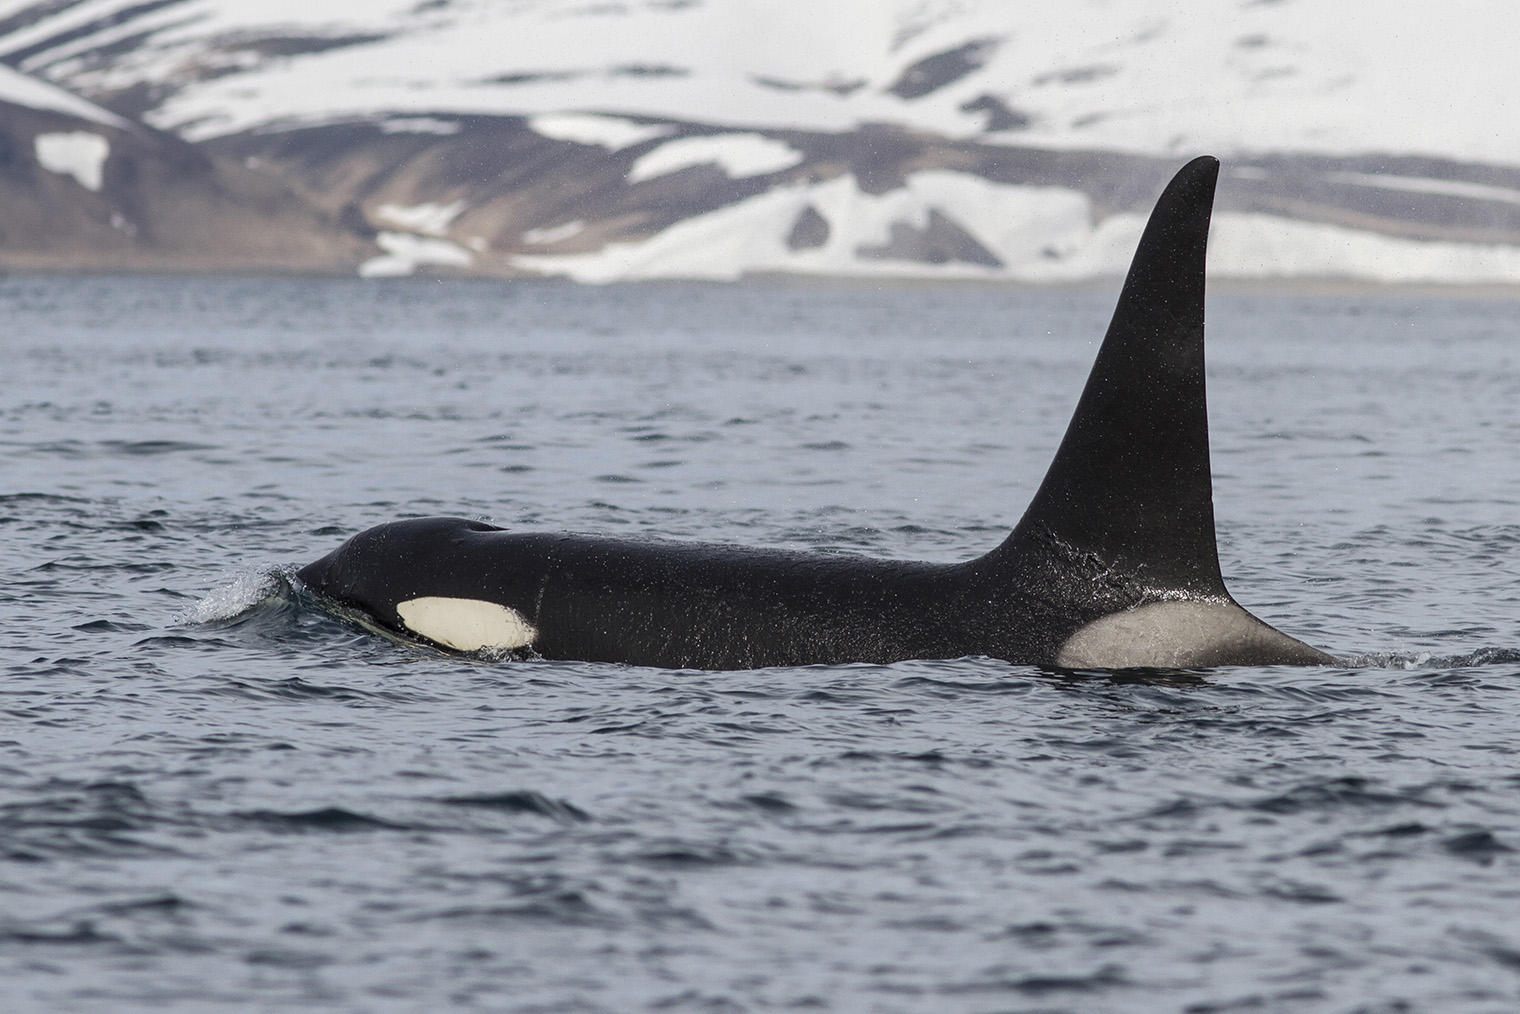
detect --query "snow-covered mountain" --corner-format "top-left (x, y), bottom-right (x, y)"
top-left (3, 0), bottom-right (1520, 283)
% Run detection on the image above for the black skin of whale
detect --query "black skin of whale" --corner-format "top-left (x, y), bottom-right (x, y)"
top-left (298, 156), bottom-right (1337, 670)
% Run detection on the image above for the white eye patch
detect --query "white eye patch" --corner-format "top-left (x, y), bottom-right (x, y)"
top-left (395, 597), bottom-right (538, 652)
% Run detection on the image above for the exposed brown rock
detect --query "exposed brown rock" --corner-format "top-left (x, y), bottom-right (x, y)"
top-left (0, 100), bottom-right (376, 273)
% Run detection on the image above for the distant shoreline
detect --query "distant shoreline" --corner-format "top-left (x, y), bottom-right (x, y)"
top-left (6, 267), bottom-right (1520, 301)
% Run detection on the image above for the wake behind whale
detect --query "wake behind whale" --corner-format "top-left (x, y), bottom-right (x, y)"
top-left (297, 156), bottom-right (1337, 670)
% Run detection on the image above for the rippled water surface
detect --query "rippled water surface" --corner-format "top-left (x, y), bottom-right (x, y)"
top-left (4, 276), bottom-right (1520, 1013)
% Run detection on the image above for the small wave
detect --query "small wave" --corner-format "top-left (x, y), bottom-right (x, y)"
top-left (940, 963), bottom-right (1127, 997)
top-left (0, 780), bottom-right (178, 860)
top-left (437, 791), bottom-right (591, 823)
top-left (414, 893), bottom-right (621, 929)
top-left (236, 806), bottom-right (408, 833)
top-left (191, 675), bottom-right (420, 703)
top-left (1349, 647), bottom-right (1520, 669)
top-left (175, 566), bottom-right (290, 625)
top-left (100, 439), bottom-right (218, 456)
top-left (628, 839), bottom-right (755, 869)
top-left (1443, 828), bottom-right (1515, 863)
top-left (0, 491), bottom-right (94, 505)
top-left (0, 920), bottom-right (119, 946)
top-left (1245, 776), bottom-right (1440, 815)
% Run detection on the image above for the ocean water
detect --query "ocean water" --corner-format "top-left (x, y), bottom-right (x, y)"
top-left (3, 275), bottom-right (1520, 1013)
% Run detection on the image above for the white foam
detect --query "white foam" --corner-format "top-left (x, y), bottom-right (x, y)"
top-left (34, 131), bottom-right (110, 191)
top-left (176, 567), bottom-right (286, 625)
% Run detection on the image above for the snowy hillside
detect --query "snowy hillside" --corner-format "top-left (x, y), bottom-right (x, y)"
top-left (2, 0), bottom-right (1519, 283)
top-left (0, 54), bottom-right (373, 272)
top-left (5, 0), bottom-right (1515, 162)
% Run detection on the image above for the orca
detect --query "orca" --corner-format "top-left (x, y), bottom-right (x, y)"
top-left (297, 155), bottom-right (1337, 670)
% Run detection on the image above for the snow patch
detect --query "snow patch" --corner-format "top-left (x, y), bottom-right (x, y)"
top-left (35, 131), bottom-right (110, 191)
top-left (71, 0), bottom-right (1520, 170)
top-left (1209, 214), bottom-right (1520, 284)
top-left (1324, 172), bottom-right (1520, 207)
top-left (522, 220), bottom-right (585, 245)
top-left (528, 113), bottom-right (672, 149)
top-left (360, 231), bottom-right (474, 277)
top-left (514, 169), bottom-right (1520, 285)
top-left (0, 63), bottom-right (127, 129)
top-left (379, 116), bottom-right (461, 135)
top-left (514, 172), bottom-right (1108, 282)
top-left (628, 133), bottom-right (804, 183)
top-left (374, 200), bottom-right (464, 236)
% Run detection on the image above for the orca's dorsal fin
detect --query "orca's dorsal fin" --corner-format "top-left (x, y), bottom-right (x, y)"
top-left (1000, 155), bottom-right (1226, 599)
